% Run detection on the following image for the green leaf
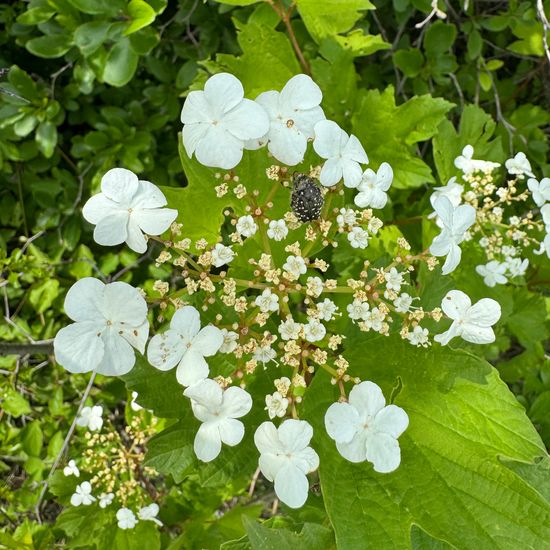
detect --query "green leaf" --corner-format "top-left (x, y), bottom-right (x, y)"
top-left (26, 35), bottom-right (73, 59)
top-left (2, 387), bottom-right (32, 417)
top-left (424, 21), bottom-right (457, 57)
top-left (351, 87), bottom-right (454, 188)
top-left (66, 0), bottom-right (126, 15)
top-left (21, 421), bottom-right (43, 457)
top-left (334, 30), bottom-right (389, 58)
top-left (35, 121), bottom-right (58, 158)
top-left (125, 0), bottom-right (157, 36)
top-left (303, 334), bottom-right (550, 549)
top-left (8, 66), bottom-right (39, 101)
top-left (17, 6), bottom-right (55, 25)
top-left (28, 279), bottom-right (60, 313)
top-left (103, 37), bottom-right (139, 87)
top-left (479, 71), bottom-right (492, 92)
top-left (74, 21), bottom-right (112, 56)
top-left (214, 0), bottom-right (261, 4)
top-left (394, 49), bottom-right (425, 78)
top-left (296, 0), bottom-right (374, 43)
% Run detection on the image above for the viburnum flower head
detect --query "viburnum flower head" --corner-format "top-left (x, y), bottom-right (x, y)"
top-left (246, 74), bottom-right (325, 165)
top-left (254, 420), bottom-right (319, 508)
top-left (184, 379), bottom-right (252, 462)
top-left (505, 152), bottom-right (534, 178)
top-left (454, 145), bottom-right (500, 175)
top-left (54, 278), bottom-right (149, 376)
top-left (324, 381), bottom-right (409, 472)
top-left (429, 196), bottom-right (475, 275)
top-left (434, 290), bottom-right (501, 345)
top-left (313, 120), bottom-right (369, 188)
top-left (147, 306), bottom-right (223, 387)
top-left (476, 261), bottom-right (508, 287)
top-left (527, 177), bottom-right (550, 207)
top-left (354, 162), bottom-right (393, 209)
top-left (82, 168), bottom-right (177, 254)
top-left (181, 72), bottom-right (269, 169)
top-left (71, 482), bottom-right (95, 506)
top-left (76, 405), bottom-right (103, 431)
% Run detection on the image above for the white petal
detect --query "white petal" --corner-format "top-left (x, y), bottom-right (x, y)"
top-left (171, 306), bottom-right (201, 339)
top-left (176, 350), bottom-right (210, 386)
top-left (194, 422), bottom-right (222, 462)
top-left (292, 105), bottom-right (325, 136)
top-left (343, 134), bottom-right (369, 164)
top-left (182, 123), bottom-right (210, 157)
top-left (368, 188), bottom-right (388, 209)
top-left (452, 204), bottom-right (476, 235)
top-left (433, 196), bottom-right (454, 228)
top-left (280, 74), bottom-right (322, 110)
top-left (95, 329), bottom-right (136, 376)
top-left (132, 208), bottom-right (177, 236)
top-left (101, 168), bottom-right (139, 204)
top-left (373, 405), bottom-right (409, 438)
top-left (433, 321), bottom-right (460, 346)
top-left (203, 72), bottom-right (244, 114)
top-left (220, 386), bottom-right (252, 418)
top-left (342, 160), bottom-right (363, 189)
top-left (180, 90), bottom-right (212, 124)
top-left (82, 194), bottom-right (119, 225)
top-left (440, 290), bottom-right (471, 320)
top-left (195, 125), bottom-right (243, 169)
top-left (460, 324), bottom-right (496, 344)
top-left (102, 282), bottom-right (147, 325)
top-left (377, 162), bottom-right (393, 191)
top-left (466, 298), bottom-right (501, 327)
top-left (348, 381), bottom-right (386, 419)
top-left (254, 422), bottom-right (283, 455)
top-left (255, 90), bottom-right (279, 115)
top-left (319, 158), bottom-right (343, 187)
top-left (324, 402), bottom-right (360, 443)
top-left (224, 99), bottom-right (270, 141)
top-left (267, 123), bottom-right (307, 166)
top-left (131, 180), bottom-right (168, 209)
top-left (313, 120), bottom-right (346, 158)
top-left (93, 211), bottom-right (129, 246)
top-left (278, 419), bottom-right (313, 452)
top-left (54, 322), bottom-right (104, 373)
top-left (125, 219), bottom-right (148, 253)
top-left (119, 319), bottom-right (149, 354)
top-left (366, 432), bottom-right (401, 473)
top-left (192, 325), bottom-right (224, 356)
top-left (64, 278), bottom-right (105, 322)
top-left (219, 418), bottom-right (245, 446)
top-left (184, 378), bottom-right (223, 407)
top-left (441, 243), bottom-right (461, 275)
top-left (274, 463), bottom-right (309, 508)
top-left (293, 446), bottom-right (320, 474)
top-left (354, 190), bottom-right (373, 209)
top-left (147, 330), bottom-right (184, 371)
top-left (429, 231), bottom-right (451, 257)
top-left (258, 452), bottom-right (286, 482)
top-left (336, 430), bottom-right (368, 463)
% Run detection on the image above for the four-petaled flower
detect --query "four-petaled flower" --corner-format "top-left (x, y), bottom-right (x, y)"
top-left (82, 168), bottom-right (177, 254)
top-left (325, 381), bottom-right (409, 472)
top-left (99, 492), bottom-right (114, 508)
top-left (138, 503), bottom-right (163, 526)
top-left (184, 378), bottom-right (252, 462)
top-left (54, 278), bottom-right (149, 376)
top-left (454, 145), bottom-right (500, 175)
top-left (211, 243), bottom-right (234, 267)
top-left (527, 177), bottom-right (550, 207)
top-left (354, 162), bottom-right (393, 209)
top-left (254, 289), bottom-right (279, 313)
top-left (71, 481), bottom-right (96, 506)
top-left (247, 74), bottom-right (325, 165)
top-left (313, 120), bottom-right (369, 188)
top-left (181, 73), bottom-right (269, 169)
top-left (505, 152), bottom-right (534, 178)
top-left (283, 255), bottom-right (307, 279)
top-left (317, 298), bottom-right (338, 321)
top-left (348, 226), bottom-right (369, 249)
top-left (267, 219), bottom-right (289, 241)
top-left (303, 319), bottom-right (326, 342)
top-left (117, 508), bottom-right (138, 530)
top-left (429, 196), bottom-right (475, 275)
top-left (63, 459), bottom-right (80, 477)
top-left (265, 392), bottom-right (289, 419)
top-left (434, 290), bottom-right (501, 345)
top-left (147, 306), bottom-right (223, 386)
top-left (476, 261), bottom-right (508, 287)
top-left (254, 419), bottom-right (319, 508)
top-left (76, 405), bottom-right (103, 431)
top-left (236, 215), bottom-right (258, 238)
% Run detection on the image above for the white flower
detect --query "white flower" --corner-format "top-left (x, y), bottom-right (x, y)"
top-left (527, 177), bottom-right (550, 207)
top-left (82, 168), bottom-right (178, 254)
top-left (454, 145), bottom-right (500, 175)
top-left (325, 381), bottom-right (408, 472)
top-left (54, 278), bottom-right (149, 376)
top-left (429, 196), bottom-right (475, 275)
top-left (254, 420), bottom-right (319, 508)
top-left (63, 460), bottom-right (80, 477)
top-left (138, 503), bottom-right (162, 526)
top-left (505, 257), bottom-right (529, 278)
top-left (368, 217), bottom-right (383, 234)
top-left (236, 215), bottom-right (258, 238)
top-left (303, 319), bottom-right (326, 342)
top-left (283, 255), bottom-right (307, 279)
top-left (407, 326), bottom-right (429, 347)
top-left (434, 290), bottom-right (501, 345)
top-left (348, 226), bottom-right (369, 249)
top-left (247, 74), bottom-right (325, 165)
top-left (181, 73), bottom-right (269, 169)
top-left (254, 345), bottom-right (277, 364)
top-left (306, 276), bottom-right (324, 298)
top-left (475, 261), bottom-right (508, 287)
top-left (429, 177), bottom-right (463, 211)
top-left (71, 482), bottom-right (96, 506)
top-left (502, 245), bottom-right (517, 257)
top-left (147, 306), bottom-right (224, 387)
top-left (336, 208), bottom-right (356, 227)
top-left (347, 299), bottom-right (369, 321)
top-left (265, 392), bottom-right (289, 419)
top-left (267, 219), bottom-right (289, 241)
top-left (76, 405), bottom-right (103, 431)
top-left (313, 120), bottom-right (369, 188)
top-left (317, 298), bottom-right (338, 321)
top-left (183, 379), bottom-right (252, 462)
top-left (211, 243), bottom-right (234, 267)
top-left (99, 492), bottom-right (114, 508)
top-left (279, 318), bottom-right (302, 340)
top-left (363, 307), bottom-right (384, 332)
top-left (384, 268), bottom-right (403, 291)
top-left (254, 289), bottom-right (279, 313)
top-left (393, 293), bottom-right (413, 313)
top-left (354, 163), bottom-right (393, 209)
top-left (117, 508), bottom-right (138, 530)
top-left (219, 329), bottom-right (239, 353)
top-left (130, 391), bottom-right (142, 411)
top-left (505, 152), bottom-right (534, 178)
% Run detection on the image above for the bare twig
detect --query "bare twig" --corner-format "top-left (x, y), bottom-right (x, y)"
top-left (0, 341), bottom-right (54, 356)
top-left (537, 0), bottom-right (550, 66)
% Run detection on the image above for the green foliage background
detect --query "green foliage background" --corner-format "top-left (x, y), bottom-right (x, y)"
top-left (1, 0), bottom-right (550, 548)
